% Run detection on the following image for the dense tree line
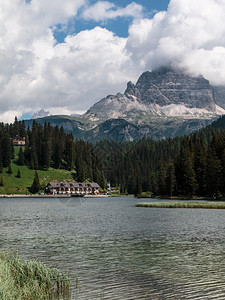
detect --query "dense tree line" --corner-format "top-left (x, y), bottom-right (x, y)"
top-left (0, 118), bottom-right (106, 188)
top-left (2, 115), bottom-right (225, 197)
top-left (95, 122), bottom-right (225, 197)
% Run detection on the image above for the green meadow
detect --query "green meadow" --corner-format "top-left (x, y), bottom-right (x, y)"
top-left (136, 201), bottom-right (225, 209)
top-left (0, 148), bottom-right (74, 195)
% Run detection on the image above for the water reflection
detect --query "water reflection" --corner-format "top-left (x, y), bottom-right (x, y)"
top-left (1, 197), bottom-right (225, 299)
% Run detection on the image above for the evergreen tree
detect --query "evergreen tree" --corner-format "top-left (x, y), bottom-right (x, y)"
top-left (134, 173), bottom-right (142, 197)
top-left (19, 120), bottom-right (26, 137)
top-left (43, 122), bottom-right (52, 169)
top-left (30, 171), bottom-right (40, 194)
top-left (157, 161), bottom-right (167, 195)
top-left (2, 132), bottom-right (12, 167)
top-left (0, 153), bottom-right (2, 173)
top-left (13, 116), bottom-right (19, 137)
top-left (150, 171), bottom-right (158, 194)
top-left (166, 161), bottom-right (176, 197)
top-left (65, 134), bottom-right (75, 171)
top-left (17, 169), bottom-right (21, 178)
top-left (176, 140), bottom-right (197, 196)
top-left (127, 173), bottom-right (136, 194)
top-left (52, 126), bottom-right (62, 168)
top-left (0, 176), bottom-right (4, 186)
top-left (17, 148), bottom-right (24, 165)
top-left (194, 138), bottom-right (207, 195)
top-left (7, 164), bottom-right (12, 174)
top-left (206, 147), bottom-right (223, 196)
top-left (30, 122), bottom-right (39, 169)
top-left (98, 170), bottom-right (106, 189)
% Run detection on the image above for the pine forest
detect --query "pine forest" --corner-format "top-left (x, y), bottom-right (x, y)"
top-left (1, 116), bottom-right (225, 197)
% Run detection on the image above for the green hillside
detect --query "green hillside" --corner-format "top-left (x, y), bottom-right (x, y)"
top-left (0, 148), bottom-right (74, 195)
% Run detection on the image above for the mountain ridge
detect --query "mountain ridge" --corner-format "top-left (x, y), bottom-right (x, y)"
top-left (84, 66), bottom-right (224, 123)
top-left (26, 67), bottom-right (225, 141)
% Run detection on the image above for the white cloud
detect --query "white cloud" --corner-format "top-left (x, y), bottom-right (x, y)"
top-left (39, 27), bottom-right (135, 110)
top-left (1, 0), bottom-right (225, 123)
top-left (82, 1), bottom-right (143, 22)
top-left (126, 0), bottom-right (225, 84)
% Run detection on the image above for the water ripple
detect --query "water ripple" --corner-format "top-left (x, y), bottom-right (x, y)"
top-left (1, 197), bottom-right (225, 299)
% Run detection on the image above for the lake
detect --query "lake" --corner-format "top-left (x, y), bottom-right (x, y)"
top-left (1, 196), bottom-right (225, 299)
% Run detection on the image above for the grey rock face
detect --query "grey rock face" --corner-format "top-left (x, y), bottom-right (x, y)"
top-left (133, 67), bottom-right (215, 110)
top-left (85, 67), bottom-right (219, 121)
top-left (26, 67), bottom-right (225, 142)
top-left (214, 86), bottom-right (225, 109)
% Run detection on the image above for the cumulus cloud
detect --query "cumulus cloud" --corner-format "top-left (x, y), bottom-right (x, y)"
top-left (0, 0), bottom-right (139, 122)
top-left (126, 0), bottom-right (225, 84)
top-left (82, 1), bottom-right (143, 22)
top-left (1, 0), bottom-right (225, 123)
top-left (30, 26), bottom-right (134, 111)
top-left (0, 0), bottom-right (88, 122)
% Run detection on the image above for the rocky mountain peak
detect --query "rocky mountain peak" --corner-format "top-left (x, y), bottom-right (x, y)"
top-left (28, 68), bottom-right (225, 142)
top-left (84, 67), bottom-right (225, 122)
top-left (126, 67), bottom-right (215, 111)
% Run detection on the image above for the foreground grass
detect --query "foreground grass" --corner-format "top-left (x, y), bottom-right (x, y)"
top-left (0, 251), bottom-right (70, 300)
top-left (136, 201), bottom-right (225, 209)
top-left (0, 148), bottom-right (74, 195)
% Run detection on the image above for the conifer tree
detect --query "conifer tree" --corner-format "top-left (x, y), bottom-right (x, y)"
top-left (43, 122), bottom-right (52, 169)
top-left (176, 141), bottom-right (197, 196)
top-left (0, 153), bottom-right (3, 173)
top-left (127, 173), bottom-right (136, 194)
top-left (13, 116), bottom-right (19, 137)
top-left (19, 120), bottom-right (26, 138)
top-left (134, 174), bottom-right (142, 197)
top-left (65, 134), bottom-right (75, 171)
top-left (17, 148), bottom-right (24, 165)
top-left (206, 147), bottom-right (223, 196)
top-left (157, 161), bottom-right (167, 195)
top-left (2, 132), bottom-right (12, 167)
top-left (17, 169), bottom-right (21, 178)
top-left (98, 170), bottom-right (106, 189)
top-left (7, 164), bottom-right (12, 174)
top-left (30, 171), bottom-right (40, 194)
top-left (194, 138), bottom-right (207, 195)
top-left (0, 176), bottom-right (4, 186)
top-left (30, 122), bottom-right (39, 169)
top-left (166, 161), bottom-right (176, 197)
top-left (52, 126), bottom-right (62, 168)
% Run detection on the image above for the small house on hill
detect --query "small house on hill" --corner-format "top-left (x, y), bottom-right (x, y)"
top-left (12, 136), bottom-right (25, 146)
top-left (46, 182), bottom-right (100, 195)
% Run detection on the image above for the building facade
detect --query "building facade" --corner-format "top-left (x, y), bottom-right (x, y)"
top-left (46, 182), bottom-right (100, 195)
top-left (12, 137), bottom-right (26, 146)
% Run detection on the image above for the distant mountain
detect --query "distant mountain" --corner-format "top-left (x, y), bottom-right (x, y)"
top-left (31, 109), bottom-right (50, 119)
top-left (25, 67), bottom-right (225, 141)
top-left (84, 66), bottom-right (225, 122)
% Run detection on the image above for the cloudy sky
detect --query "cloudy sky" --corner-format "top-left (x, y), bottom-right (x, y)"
top-left (1, 0), bottom-right (225, 122)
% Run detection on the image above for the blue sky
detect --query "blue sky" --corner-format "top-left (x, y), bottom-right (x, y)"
top-left (54, 0), bottom-right (170, 42)
top-left (77, 0), bottom-right (170, 37)
top-left (1, 0), bottom-right (225, 122)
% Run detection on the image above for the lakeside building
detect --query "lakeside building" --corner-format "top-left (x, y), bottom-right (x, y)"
top-left (46, 182), bottom-right (100, 195)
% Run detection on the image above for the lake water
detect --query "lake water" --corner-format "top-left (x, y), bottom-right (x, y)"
top-left (1, 196), bottom-right (225, 299)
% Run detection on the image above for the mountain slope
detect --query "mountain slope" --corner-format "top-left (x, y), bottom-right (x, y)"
top-left (26, 67), bottom-right (225, 141)
top-left (84, 67), bottom-right (225, 123)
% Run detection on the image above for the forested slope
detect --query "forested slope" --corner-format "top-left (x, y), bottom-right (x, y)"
top-left (95, 115), bottom-right (225, 197)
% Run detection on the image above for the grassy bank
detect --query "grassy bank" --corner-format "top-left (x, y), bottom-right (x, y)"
top-left (0, 148), bottom-right (75, 195)
top-left (0, 251), bottom-right (70, 300)
top-left (136, 201), bottom-right (225, 209)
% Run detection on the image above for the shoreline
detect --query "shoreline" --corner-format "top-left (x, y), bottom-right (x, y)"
top-left (0, 194), bottom-right (110, 198)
